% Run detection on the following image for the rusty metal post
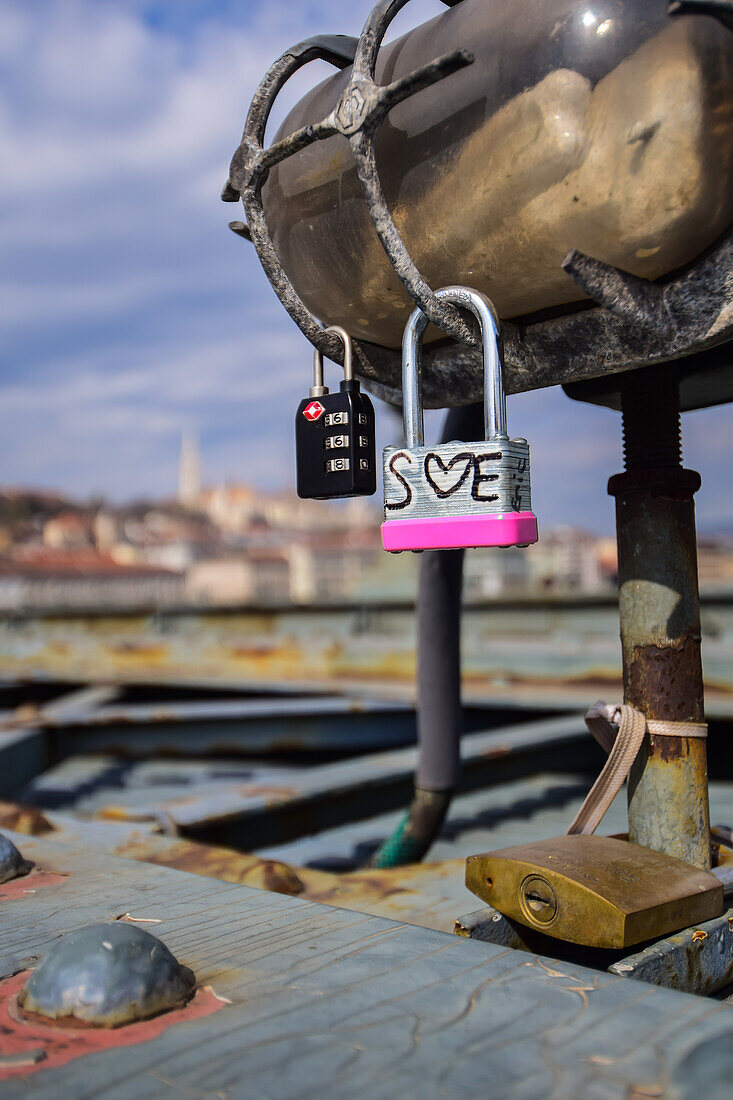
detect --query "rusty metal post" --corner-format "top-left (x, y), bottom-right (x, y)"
top-left (608, 367), bottom-right (710, 868)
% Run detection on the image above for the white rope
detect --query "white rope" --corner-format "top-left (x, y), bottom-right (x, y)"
top-left (647, 719), bottom-right (707, 739)
top-left (566, 702), bottom-right (707, 836)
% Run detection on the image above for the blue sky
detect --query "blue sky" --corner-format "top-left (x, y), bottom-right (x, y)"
top-left (0, 0), bottom-right (729, 533)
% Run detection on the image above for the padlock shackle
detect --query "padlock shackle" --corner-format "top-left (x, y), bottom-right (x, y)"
top-left (311, 326), bottom-right (353, 396)
top-left (403, 287), bottom-right (506, 448)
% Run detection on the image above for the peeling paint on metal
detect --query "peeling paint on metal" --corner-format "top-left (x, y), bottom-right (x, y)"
top-left (0, 871), bottom-right (68, 901)
top-left (0, 972), bottom-right (223, 1082)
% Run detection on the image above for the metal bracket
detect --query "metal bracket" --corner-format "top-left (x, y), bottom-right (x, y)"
top-left (356, 224), bottom-right (733, 410)
top-left (344, 0), bottom-right (477, 347)
top-left (223, 2), bottom-right (477, 369)
top-left (224, 1), bottom-right (733, 409)
top-left (223, 35), bottom-right (359, 368)
top-left (228, 220), bottom-right (251, 242)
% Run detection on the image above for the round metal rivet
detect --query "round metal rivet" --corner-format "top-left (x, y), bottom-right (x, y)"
top-left (0, 831), bottom-right (32, 885)
top-left (19, 922), bottom-right (195, 1027)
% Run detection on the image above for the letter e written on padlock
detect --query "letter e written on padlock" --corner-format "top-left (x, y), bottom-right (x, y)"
top-left (381, 287), bottom-right (538, 551)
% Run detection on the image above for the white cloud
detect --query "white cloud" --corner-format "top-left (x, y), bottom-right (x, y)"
top-left (0, 0), bottom-right (729, 532)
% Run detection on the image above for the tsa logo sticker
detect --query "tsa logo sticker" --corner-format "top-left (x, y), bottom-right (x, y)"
top-left (303, 401), bottom-right (325, 421)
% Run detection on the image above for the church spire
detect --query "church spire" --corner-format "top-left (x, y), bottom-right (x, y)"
top-left (178, 431), bottom-right (201, 507)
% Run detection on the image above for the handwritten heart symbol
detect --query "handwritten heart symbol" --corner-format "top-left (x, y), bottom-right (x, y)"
top-left (424, 452), bottom-right (475, 498)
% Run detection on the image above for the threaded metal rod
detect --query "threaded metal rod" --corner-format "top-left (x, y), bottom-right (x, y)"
top-left (621, 367), bottom-right (681, 471)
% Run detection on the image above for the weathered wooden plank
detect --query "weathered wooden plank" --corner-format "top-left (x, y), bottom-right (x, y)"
top-left (0, 831), bottom-right (730, 1098)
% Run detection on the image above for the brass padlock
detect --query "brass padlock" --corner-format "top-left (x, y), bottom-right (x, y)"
top-left (465, 835), bottom-right (723, 949)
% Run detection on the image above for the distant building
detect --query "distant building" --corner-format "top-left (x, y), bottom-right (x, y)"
top-left (698, 537), bottom-right (733, 590)
top-left (197, 483), bottom-right (378, 536)
top-left (121, 509), bottom-right (218, 570)
top-left (0, 549), bottom-right (184, 611)
top-left (187, 551), bottom-right (290, 605)
top-left (288, 531), bottom-right (380, 604)
top-left (525, 526), bottom-right (608, 592)
top-left (187, 528), bottom-right (381, 607)
top-left (93, 511), bottom-right (118, 553)
top-left (42, 510), bottom-right (94, 551)
top-left (0, 488), bottom-right (71, 518)
top-left (595, 537), bottom-right (618, 587)
top-left (198, 485), bottom-right (257, 533)
top-left (178, 433), bottom-right (201, 508)
top-left (261, 493), bottom-right (377, 534)
top-left (463, 547), bottom-right (531, 599)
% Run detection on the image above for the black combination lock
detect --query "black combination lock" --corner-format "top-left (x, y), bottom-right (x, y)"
top-left (295, 326), bottom-right (377, 500)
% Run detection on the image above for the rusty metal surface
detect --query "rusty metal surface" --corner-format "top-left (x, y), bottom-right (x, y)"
top-left (0, 803), bottom-right (472, 932)
top-left (1, 765), bottom-right (729, 944)
top-left (4, 597), bottom-right (733, 716)
top-left (1, 694), bottom-right (419, 756)
top-left (0, 777), bottom-right (607, 935)
top-left (11, 768), bottom-right (730, 939)
top-left (0, 802), bottom-right (52, 836)
top-left (0, 778), bottom-right (616, 935)
top-left (0, 831), bottom-right (732, 1098)
top-left (0, 970), bottom-right (222, 1085)
top-left (108, 834), bottom-right (470, 933)
top-left (15, 715), bottom-right (593, 847)
top-left (610, 906), bottom-right (733, 997)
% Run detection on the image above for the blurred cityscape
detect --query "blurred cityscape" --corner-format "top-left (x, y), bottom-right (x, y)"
top-left (1, 436), bottom-right (732, 612)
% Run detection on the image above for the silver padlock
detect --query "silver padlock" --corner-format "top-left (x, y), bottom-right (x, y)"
top-left (381, 286), bottom-right (538, 552)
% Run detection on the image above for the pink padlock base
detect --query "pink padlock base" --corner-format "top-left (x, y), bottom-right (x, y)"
top-left (381, 511), bottom-right (538, 552)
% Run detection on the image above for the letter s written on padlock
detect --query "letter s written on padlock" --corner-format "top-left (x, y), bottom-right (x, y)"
top-left (381, 287), bottom-right (538, 552)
